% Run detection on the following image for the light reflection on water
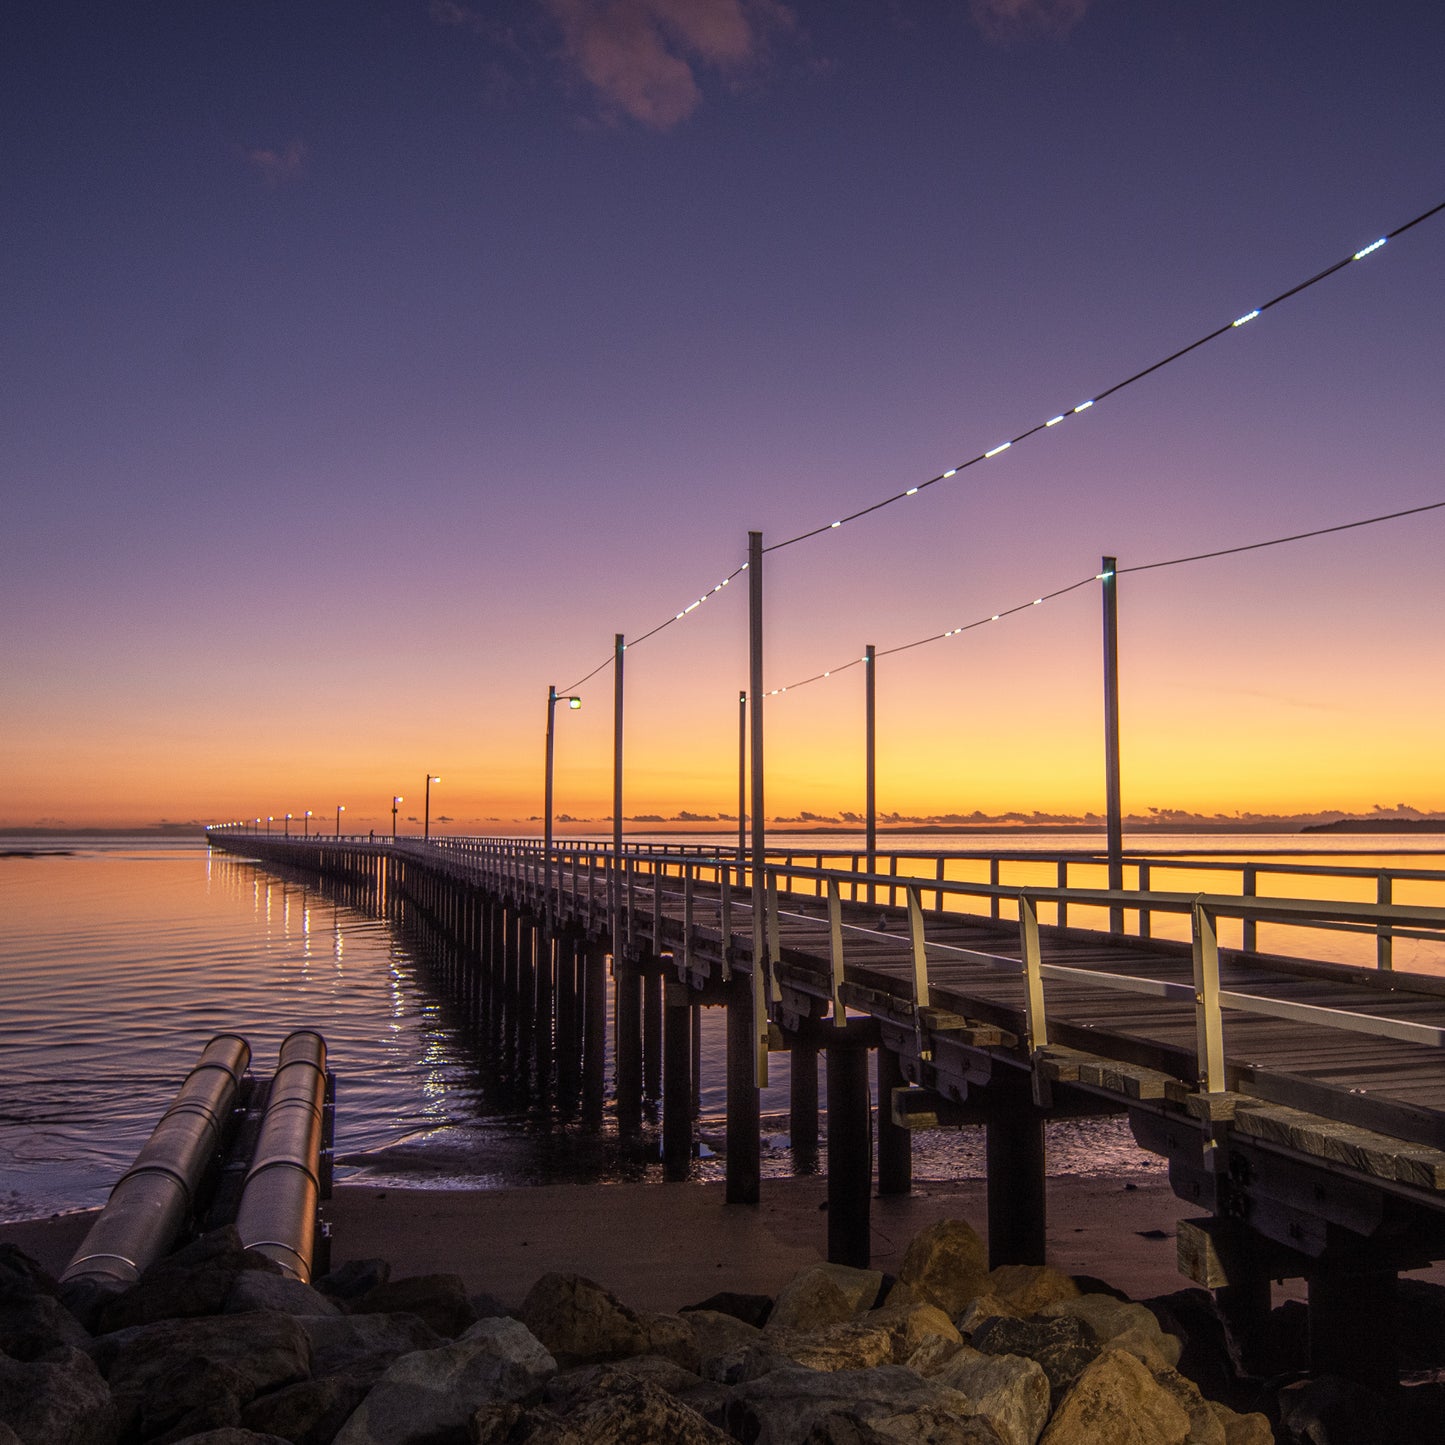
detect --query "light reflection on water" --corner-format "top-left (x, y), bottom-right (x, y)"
top-left (5, 832), bottom-right (1445, 1221)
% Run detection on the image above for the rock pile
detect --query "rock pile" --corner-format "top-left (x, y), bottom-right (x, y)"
top-left (0, 1215), bottom-right (1432, 1443)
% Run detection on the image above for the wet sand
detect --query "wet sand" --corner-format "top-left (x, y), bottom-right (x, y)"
top-left (2, 1170), bottom-right (1198, 1312)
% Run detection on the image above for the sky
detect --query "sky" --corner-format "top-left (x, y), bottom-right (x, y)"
top-left (3, 0), bottom-right (1444, 833)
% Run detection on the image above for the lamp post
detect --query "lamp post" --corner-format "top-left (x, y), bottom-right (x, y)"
top-left (335, 804), bottom-right (345, 839)
top-left (253, 817), bottom-right (260, 833)
top-left (266, 816), bottom-right (273, 836)
top-left (424, 774), bottom-right (440, 840)
top-left (284, 813), bottom-right (292, 838)
top-left (544, 685), bottom-right (582, 928)
top-left (391, 796), bottom-right (403, 840)
top-left (304, 809), bottom-right (313, 838)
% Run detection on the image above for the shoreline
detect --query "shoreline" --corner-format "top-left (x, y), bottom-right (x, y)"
top-left (1, 1170), bottom-right (1205, 1312)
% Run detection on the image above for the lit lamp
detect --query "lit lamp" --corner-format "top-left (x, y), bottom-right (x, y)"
top-left (336, 803), bottom-right (345, 838)
top-left (544, 686), bottom-right (582, 926)
top-left (424, 774), bottom-right (441, 841)
top-left (392, 796), bottom-right (403, 840)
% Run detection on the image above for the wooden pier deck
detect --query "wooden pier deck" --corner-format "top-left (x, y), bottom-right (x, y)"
top-left (205, 829), bottom-right (1445, 1386)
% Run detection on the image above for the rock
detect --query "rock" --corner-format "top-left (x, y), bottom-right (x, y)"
top-left (904, 1333), bottom-right (966, 1375)
top-left (1276, 1375), bottom-right (1398, 1444)
top-left (524, 1374), bottom-right (732, 1444)
top-left (313, 1259), bottom-right (390, 1304)
top-left (299, 1311), bottom-right (445, 1380)
top-left (469, 1291), bottom-right (511, 1321)
top-left (354, 1273), bottom-right (477, 1337)
top-left (225, 1272), bottom-right (341, 1318)
top-left (1041, 1294), bottom-right (1181, 1368)
top-left (0, 1280), bottom-right (92, 1361)
top-left (333, 1315), bottom-right (556, 1445)
top-left (132, 1356), bottom-right (249, 1440)
top-left (95, 1311), bottom-right (311, 1438)
top-left (865, 1300), bottom-right (961, 1364)
top-left (971, 1313), bottom-right (1101, 1407)
top-left (727, 1363), bottom-right (1007, 1444)
top-left (741, 1320), bottom-right (896, 1378)
top-left (685, 1308), bottom-right (762, 1383)
top-left (1207, 1400), bottom-right (1275, 1445)
top-left (92, 1227), bottom-right (280, 1332)
top-left (241, 1373), bottom-right (371, 1445)
top-left (543, 1356), bottom-right (703, 1409)
top-left (958, 1292), bottom-right (1026, 1334)
top-left (469, 1400), bottom-right (526, 1443)
top-left (762, 1271), bottom-right (849, 1335)
top-left (0, 1346), bottom-right (115, 1445)
top-left (165, 1432), bottom-right (294, 1444)
top-left (985, 1265), bottom-right (1081, 1317)
top-left (1148, 1365), bottom-right (1226, 1445)
top-left (519, 1272), bottom-right (697, 1370)
top-left (897, 1218), bottom-right (990, 1318)
top-left (1041, 1348), bottom-right (1192, 1444)
top-left (681, 1290), bottom-right (773, 1328)
top-left (932, 1345), bottom-right (1050, 1445)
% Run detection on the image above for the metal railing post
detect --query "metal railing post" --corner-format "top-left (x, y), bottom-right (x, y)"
top-left (1192, 901), bottom-right (1226, 1094)
top-left (1242, 866), bottom-right (1257, 953)
top-left (1378, 873), bottom-right (1394, 970)
top-left (1019, 894), bottom-right (1048, 1052)
top-left (827, 878), bottom-right (846, 1025)
top-left (1138, 861), bottom-right (1151, 938)
top-left (1057, 859), bottom-right (1068, 928)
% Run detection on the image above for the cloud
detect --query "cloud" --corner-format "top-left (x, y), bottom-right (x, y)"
top-left (540, 0), bottom-right (794, 128)
top-left (968, 0), bottom-right (1091, 43)
top-left (243, 139), bottom-right (307, 187)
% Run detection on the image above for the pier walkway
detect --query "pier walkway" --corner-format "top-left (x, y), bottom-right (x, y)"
top-left (205, 829), bottom-right (1445, 1386)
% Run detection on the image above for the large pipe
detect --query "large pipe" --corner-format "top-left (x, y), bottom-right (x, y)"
top-left (61, 1033), bottom-right (251, 1291)
top-left (234, 1030), bottom-right (328, 1281)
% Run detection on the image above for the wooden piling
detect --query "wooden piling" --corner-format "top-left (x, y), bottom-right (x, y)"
top-left (826, 1042), bottom-right (871, 1266)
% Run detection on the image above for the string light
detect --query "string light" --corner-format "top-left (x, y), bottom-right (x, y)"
top-left (762, 199), bottom-right (1445, 556)
top-left (763, 497), bottom-right (1445, 699)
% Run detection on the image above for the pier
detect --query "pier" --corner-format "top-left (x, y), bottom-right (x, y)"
top-left (207, 828), bottom-right (1445, 1387)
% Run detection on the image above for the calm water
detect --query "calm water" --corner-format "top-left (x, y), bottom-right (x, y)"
top-left (5, 831), bottom-right (1444, 1223)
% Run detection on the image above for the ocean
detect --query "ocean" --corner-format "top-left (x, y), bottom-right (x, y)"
top-left (5, 831), bottom-right (1443, 1224)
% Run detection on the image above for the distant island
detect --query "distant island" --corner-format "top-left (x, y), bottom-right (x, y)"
top-left (1300, 818), bottom-right (1445, 834)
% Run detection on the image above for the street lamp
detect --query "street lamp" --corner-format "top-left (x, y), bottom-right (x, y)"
top-left (392, 796), bottom-right (403, 840)
top-left (284, 813), bottom-right (292, 838)
top-left (266, 816), bottom-right (273, 836)
top-left (424, 774), bottom-right (441, 840)
top-left (253, 817), bottom-right (261, 833)
top-left (304, 809), bottom-right (313, 838)
top-left (336, 804), bottom-right (345, 839)
top-left (544, 685), bottom-right (582, 925)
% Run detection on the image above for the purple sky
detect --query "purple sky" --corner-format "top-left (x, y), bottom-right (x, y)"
top-left (4, 1), bottom-right (1444, 829)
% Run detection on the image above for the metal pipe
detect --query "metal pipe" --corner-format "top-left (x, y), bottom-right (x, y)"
top-left (234, 1030), bottom-right (328, 1282)
top-left (61, 1033), bottom-right (251, 1291)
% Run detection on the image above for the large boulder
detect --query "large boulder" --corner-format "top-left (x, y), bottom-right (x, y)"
top-left (972, 1313), bottom-right (1101, 1407)
top-left (333, 1315), bottom-right (555, 1445)
top-left (313, 1259), bottom-right (390, 1304)
top-left (897, 1219), bottom-right (990, 1318)
top-left (767, 1264), bottom-right (883, 1333)
top-left (89, 1227), bottom-right (278, 1333)
top-left (519, 1273), bottom-right (697, 1370)
top-left (866, 1300), bottom-right (962, 1364)
top-left (932, 1345), bottom-right (1050, 1445)
top-left (0, 1346), bottom-right (115, 1445)
top-left (727, 1363), bottom-right (1008, 1444)
top-left (353, 1274), bottom-right (476, 1338)
top-left (680, 1291), bottom-right (773, 1328)
top-left (741, 1320), bottom-right (896, 1378)
top-left (985, 1265), bottom-right (1081, 1317)
top-left (685, 1309), bottom-right (762, 1383)
top-left (298, 1311), bottom-right (444, 1381)
top-left (1147, 1364), bottom-right (1225, 1445)
top-left (1040, 1295), bottom-right (1182, 1369)
top-left (224, 1272), bottom-right (341, 1318)
top-left (93, 1310), bottom-right (311, 1440)
top-left (240, 1373), bottom-right (371, 1445)
top-left (1276, 1375), bottom-right (1398, 1445)
top-left (1040, 1349), bottom-right (1191, 1445)
top-left (510, 1373), bottom-right (731, 1444)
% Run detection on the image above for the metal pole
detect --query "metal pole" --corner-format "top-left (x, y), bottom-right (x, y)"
top-left (1101, 556), bottom-right (1124, 933)
top-left (748, 530), bottom-right (767, 1086)
top-left (544, 686), bottom-right (557, 933)
top-left (613, 635), bottom-right (624, 947)
top-left (865, 642), bottom-right (876, 906)
top-left (424, 774), bottom-right (432, 840)
top-left (335, 805), bottom-right (343, 839)
top-left (738, 690), bottom-right (746, 866)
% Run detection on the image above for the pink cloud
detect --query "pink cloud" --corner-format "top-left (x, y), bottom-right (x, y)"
top-left (541, 0), bottom-right (794, 129)
top-left (243, 139), bottom-right (307, 187)
top-left (969, 0), bottom-right (1091, 43)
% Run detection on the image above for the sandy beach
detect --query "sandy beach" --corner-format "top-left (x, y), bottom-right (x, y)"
top-left (2, 1170), bottom-right (1198, 1311)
